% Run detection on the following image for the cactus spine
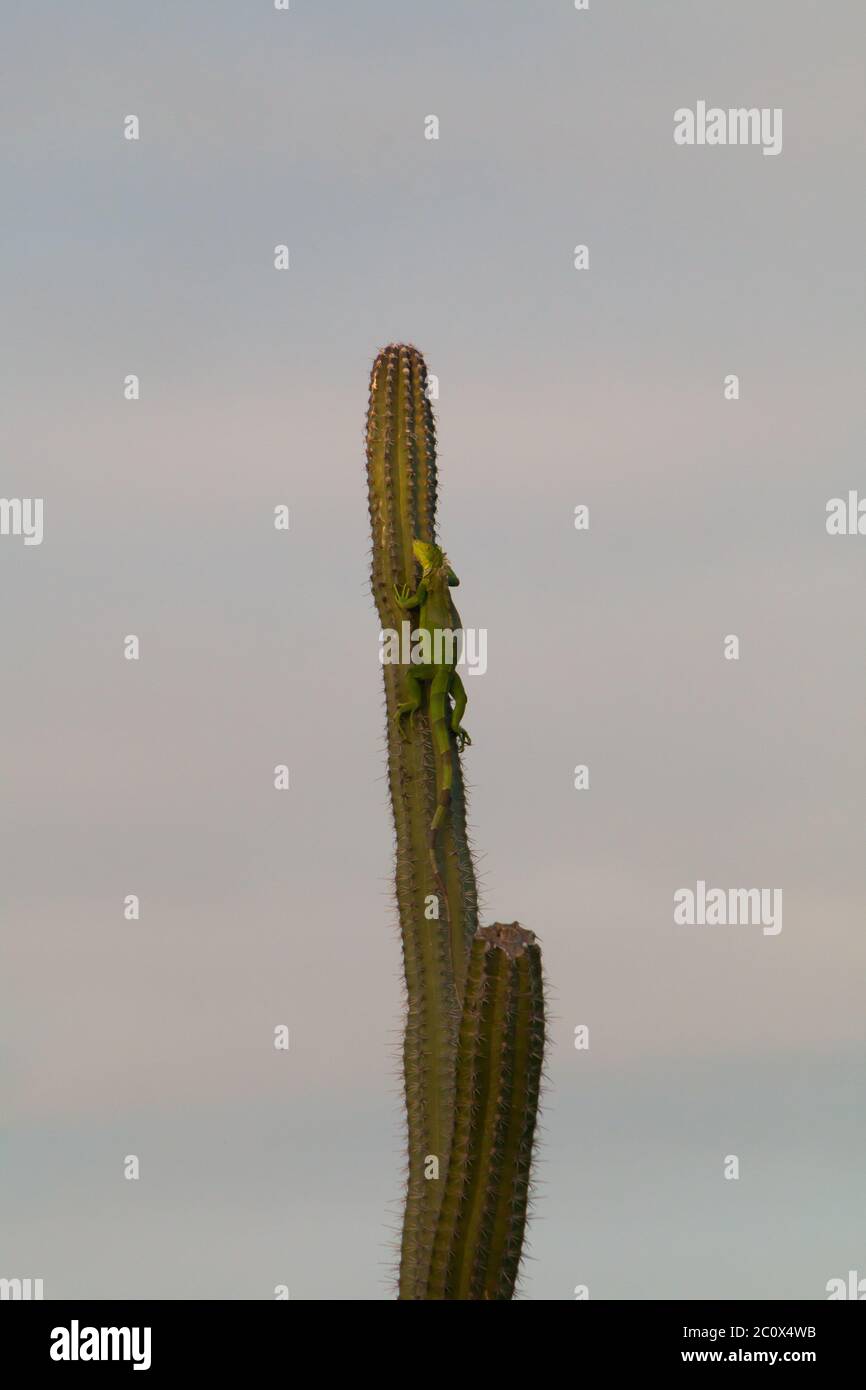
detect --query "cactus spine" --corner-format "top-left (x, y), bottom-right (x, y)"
top-left (366, 345), bottom-right (545, 1300)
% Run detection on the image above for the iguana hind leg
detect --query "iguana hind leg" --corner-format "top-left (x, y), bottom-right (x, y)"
top-left (449, 670), bottom-right (471, 751)
top-left (395, 669), bottom-right (424, 740)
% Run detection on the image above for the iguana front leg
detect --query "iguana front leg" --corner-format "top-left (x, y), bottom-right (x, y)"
top-left (394, 579), bottom-right (427, 611)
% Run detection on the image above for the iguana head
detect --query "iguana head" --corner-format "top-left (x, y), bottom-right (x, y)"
top-left (412, 538), bottom-right (459, 586)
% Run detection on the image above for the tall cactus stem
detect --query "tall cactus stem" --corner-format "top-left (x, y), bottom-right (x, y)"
top-left (366, 344), bottom-right (479, 1298)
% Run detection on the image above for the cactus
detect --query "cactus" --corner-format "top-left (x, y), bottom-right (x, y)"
top-left (366, 344), bottom-right (479, 1296)
top-left (426, 924), bottom-right (545, 1300)
top-left (366, 345), bottom-right (545, 1300)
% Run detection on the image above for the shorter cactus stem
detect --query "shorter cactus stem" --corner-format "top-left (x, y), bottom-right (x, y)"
top-left (425, 923), bottom-right (545, 1300)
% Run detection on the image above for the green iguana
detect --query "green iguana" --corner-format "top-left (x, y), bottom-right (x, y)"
top-left (394, 539), bottom-right (471, 916)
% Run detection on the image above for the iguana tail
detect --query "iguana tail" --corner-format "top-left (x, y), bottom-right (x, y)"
top-left (428, 668), bottom-right (453, 924)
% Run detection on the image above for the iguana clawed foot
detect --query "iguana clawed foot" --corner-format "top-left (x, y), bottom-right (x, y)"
top-left (453, 725), bottom-right (471, 753)
top-left (393, 582), bottom-right (412, 609)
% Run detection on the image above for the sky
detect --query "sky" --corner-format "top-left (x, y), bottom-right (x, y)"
top-left (2, 0), bottom-right (865, 1299)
